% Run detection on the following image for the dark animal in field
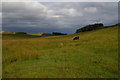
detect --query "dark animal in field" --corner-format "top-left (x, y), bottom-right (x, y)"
top-left (73, 36), bottom-right (79, 40)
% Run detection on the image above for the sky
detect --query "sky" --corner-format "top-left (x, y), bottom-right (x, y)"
top-left (1, 1), bottom-right (119, 34)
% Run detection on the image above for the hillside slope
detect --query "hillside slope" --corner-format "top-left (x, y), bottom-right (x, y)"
top-left (2, 26), bottom-right (118, 78)
top-left (75, 23), bottom-right (119, 33)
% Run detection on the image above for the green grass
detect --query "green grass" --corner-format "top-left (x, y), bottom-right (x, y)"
top-left (2, 26), bottom-right (118, 78)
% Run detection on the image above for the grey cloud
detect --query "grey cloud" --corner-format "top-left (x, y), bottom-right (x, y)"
top-left (2, 2), bottom-right (118, 34)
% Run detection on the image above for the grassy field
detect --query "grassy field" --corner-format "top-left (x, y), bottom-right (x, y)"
top-left (2, 26), bottom-right (118, 78)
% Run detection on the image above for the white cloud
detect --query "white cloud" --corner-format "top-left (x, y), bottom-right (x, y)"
top-left (50, 15), bottom-right (62, 18)
top-left (60, 8), bottom-right (82, 17)
top-left (3, 2), bottom-right (54, 19)
top-left (54, 8), bottom-right (83, 17)
top-left (2, 0), bottom-right (119, 2)
top-left (2, 0), bottom-right (38, 2)
top-left (3, 2), bottom-right (83, 19)
top-left (0, 13), bottom-right (1, 17)
top-left (0, 12), bottom-right (2, 23)
top-left (84, 7), bottom-right (97, 13)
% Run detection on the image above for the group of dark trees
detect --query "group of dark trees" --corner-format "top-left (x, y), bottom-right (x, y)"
top-left (15, 32), bottom-right (27, 34)
top-left (76, 23), bottom-right (104, 33)
top-left (52, 32), bottom-right (67, 35)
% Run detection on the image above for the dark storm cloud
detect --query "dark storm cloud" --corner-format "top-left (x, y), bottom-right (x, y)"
top-left (2, 2), bottom-right (118, 34)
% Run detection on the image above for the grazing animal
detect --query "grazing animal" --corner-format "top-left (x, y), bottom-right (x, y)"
top-left (73, 36), bottom-right (79, 40)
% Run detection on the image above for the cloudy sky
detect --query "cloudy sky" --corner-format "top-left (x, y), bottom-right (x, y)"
top-left (2, 1), bottom-right (118, 34)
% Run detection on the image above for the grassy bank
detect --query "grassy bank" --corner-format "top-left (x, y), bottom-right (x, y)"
top-left (2, 26), bottom-right (118, 78)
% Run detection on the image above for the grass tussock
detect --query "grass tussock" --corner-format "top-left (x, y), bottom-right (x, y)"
top-left (3, 40), bottom-right (39, 64)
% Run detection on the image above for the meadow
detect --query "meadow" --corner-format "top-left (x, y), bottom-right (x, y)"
top-left (2, 26), bottom-right (118, 78)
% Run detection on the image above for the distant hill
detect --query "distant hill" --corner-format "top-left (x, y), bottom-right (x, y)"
top-left (1, 23), bottom-right (118, 36)
top-left (28, 32), bottom-right (53, 37)
top-left (1, 31), bottom-right (28, 35)
top-left (75, 23), bottom-right (118, 33)
top-left (1, 31), bottom-right (15, 34)
top-left (41, 33), bottom-right (53, 37)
